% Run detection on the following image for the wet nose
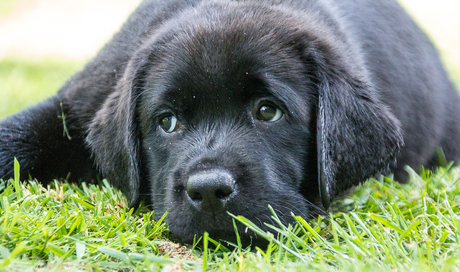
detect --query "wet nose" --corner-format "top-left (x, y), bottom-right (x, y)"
top-left (186, 170), bottom-right (235, 210)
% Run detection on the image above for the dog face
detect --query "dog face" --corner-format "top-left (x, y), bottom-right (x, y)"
top-left (87, 3), bottom-right (402, 245)
top-left (138, 16), bottom-right (316, 245)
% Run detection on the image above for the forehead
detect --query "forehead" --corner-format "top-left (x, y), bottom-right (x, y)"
top-left (140, 7), bottom-right (311, 116)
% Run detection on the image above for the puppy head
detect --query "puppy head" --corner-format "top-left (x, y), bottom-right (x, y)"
top-left (88, 2), bottom-right (402, 246)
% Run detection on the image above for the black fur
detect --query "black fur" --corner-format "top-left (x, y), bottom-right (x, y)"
top-left (1, 0), bottom-right (459, 246)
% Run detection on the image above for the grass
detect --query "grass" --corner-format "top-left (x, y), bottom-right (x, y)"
top-left (0, 57), bottom-right (84, 119)
top-left (447, 65), bottom-right (460, 88)
top-left (2, 161), bottom-right (460, 271)
top-left (1, 55), bottom-right (460, 270)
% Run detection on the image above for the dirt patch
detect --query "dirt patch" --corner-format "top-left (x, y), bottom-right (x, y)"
top-left (158, 241), bottom-right (195, 262)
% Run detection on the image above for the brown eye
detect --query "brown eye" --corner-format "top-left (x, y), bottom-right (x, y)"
top-left (256, 104), bottom-right (283, 122)
top-left (159, 115), bottom-right (179, 132)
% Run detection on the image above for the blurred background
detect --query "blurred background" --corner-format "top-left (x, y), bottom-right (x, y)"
top-left (0, 0), bottom-right (459, 118)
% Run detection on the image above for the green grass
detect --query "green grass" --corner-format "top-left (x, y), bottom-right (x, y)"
top-left (0, 57), bottom-right (84, 119)
top-left (447, 65), bottom-right (460, 88)
top-left (2, 162), bottom-right (460, 271)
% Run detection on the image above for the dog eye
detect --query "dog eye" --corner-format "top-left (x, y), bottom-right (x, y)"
top-left (255, 104), bottom-right (283, 122)
top-left (159, 115), bottom-right (179, 132)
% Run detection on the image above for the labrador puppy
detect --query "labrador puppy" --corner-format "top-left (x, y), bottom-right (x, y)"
top-left (1, 0), bottom-right (459, 246)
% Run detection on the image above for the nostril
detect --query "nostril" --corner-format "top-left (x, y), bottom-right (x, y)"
top-left (189, 191), bottom-right (203, 201)
top-left (215, 187), bottom-right (232, 199)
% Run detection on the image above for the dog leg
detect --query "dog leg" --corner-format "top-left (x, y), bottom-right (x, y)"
top-left (0, 96), bottom-right (97, 183)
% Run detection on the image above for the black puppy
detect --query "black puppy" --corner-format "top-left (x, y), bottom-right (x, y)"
top-left (1, 0), bottom-right (459, 245)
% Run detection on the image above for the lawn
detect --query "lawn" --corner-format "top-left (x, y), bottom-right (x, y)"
top-left (2, 157), bottom-right (460, 270)
top-left (0, 58), bottom-right (84, 119)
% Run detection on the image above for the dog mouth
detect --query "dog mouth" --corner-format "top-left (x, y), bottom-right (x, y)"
top-left (164, 169), bottom-right (241, 244)
top-left (166, 209), bottom-right (272, 248)
top-left (155, 169), bottom-right (254, 246)
top-left (160, 169), bottom-right (309, 248)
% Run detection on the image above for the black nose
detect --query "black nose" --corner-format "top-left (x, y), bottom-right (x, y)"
top-left (186, 170), bottom-right (235, 211)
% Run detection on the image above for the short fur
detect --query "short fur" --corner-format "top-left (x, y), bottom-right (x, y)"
top-left (1, 0), bottom-right (459, 245)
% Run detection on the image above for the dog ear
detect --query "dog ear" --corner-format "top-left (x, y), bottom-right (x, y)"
top-left (86, 48), bottom-right (151, 206)
top-left (313, 57), bottom-right (403, 209)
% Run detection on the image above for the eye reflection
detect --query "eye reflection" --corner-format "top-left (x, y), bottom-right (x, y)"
top-left (160, 115), bottom-right (179, 132)
top-left (256, 104), bottom-right (283, 122)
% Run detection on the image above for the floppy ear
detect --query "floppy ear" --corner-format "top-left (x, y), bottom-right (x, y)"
top-left (314, 59), bottom-right (403, 209)
top-left (86, 48), bottom-right (151, 206)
